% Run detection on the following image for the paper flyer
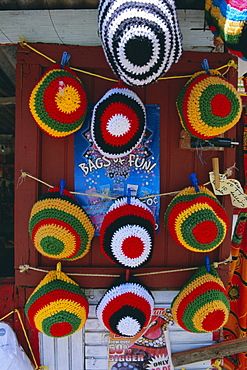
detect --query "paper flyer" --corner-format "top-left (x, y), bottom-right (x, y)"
top-left (107, 308), bottom-right (174, 370)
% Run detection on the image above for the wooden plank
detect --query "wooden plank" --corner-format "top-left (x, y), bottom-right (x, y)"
top-left (171, 337), bottom-right (247, 367)
top-left (0, 9), bottom-right (214, 51)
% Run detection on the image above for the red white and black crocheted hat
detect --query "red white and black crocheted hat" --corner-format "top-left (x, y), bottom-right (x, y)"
top-left (96, 275), bottom-right (154, 337)
top-left (100, 196), bottom-right (156, 268)
top-left (91, 85), bottom-right (146, 158)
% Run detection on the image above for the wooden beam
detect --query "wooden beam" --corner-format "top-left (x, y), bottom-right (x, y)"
top-left (0, 96), bottom-right (15, 105)
top-left (172, 337), bottom-right (247, 367)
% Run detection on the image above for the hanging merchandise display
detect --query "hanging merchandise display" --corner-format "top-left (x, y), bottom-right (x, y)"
top-left (100, 196), bottom-right (156, 268)
top-left (96, 274), bottom-right (154, 337)
top-left (91, 84), bottom-right (146, 159)
top-left (25, 262), bottom-right (89, 338)
top-left (164, 185), bottom-right (228, 253)
top-left (176, 69), bottom-right (242, 139)
top-left (205, 0), bottom-right (247, 61)
top-left (98, 0), bottom-right (182, 87)
top-left (29, 186), bottom-right (95, 260)
top-left (29, 63), bottom-right (88, 138)
top-left (171, 265), bottom-right (230, 333)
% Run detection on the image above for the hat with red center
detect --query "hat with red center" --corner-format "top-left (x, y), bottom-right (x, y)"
top-left (100, 196), bottom-right (156, 268)
top-left (171, 265), bottom-right (230, 333)
top-left (25, 263), bottom-right (89, 338)
top-left (164, 185), bottom-right (228, 252)
top-left (29, 64), bottom-right (88, 138)
top-left (29, 186), bottom-right (95, 260)
top-left (91, 85), bottom-right (146, 158)
top-left (96, 274), bottom-right (154, 337)
top-left (176, 69), bottom-right (242, 139)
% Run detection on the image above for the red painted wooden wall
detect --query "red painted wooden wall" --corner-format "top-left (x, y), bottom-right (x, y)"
top-left (15, 43), bottom-right (237, 291)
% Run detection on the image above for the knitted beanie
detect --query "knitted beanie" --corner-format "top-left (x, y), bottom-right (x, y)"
top-left (29, 64), bottom-right (87, 138)
top-left (176, 69), bottom-right (242, 139)
top-left (29, 187), bottom-right (95, 260)
top-left (91, 85), bottom-right (146, 158)
top-left (98, 0), bottom-right (182, 86)
top-left (96, 275), bottom-right (154, 337)
top-left (205, 0), bottom-right (247, 60)
top-left (171, 265), bottom-right (230, 333)
top-left (164, 185), bottom-right (228, 253)
top-left (100, 196), bottom-right (156, 269)
top-left (25, 263), bottom-right (89, 337)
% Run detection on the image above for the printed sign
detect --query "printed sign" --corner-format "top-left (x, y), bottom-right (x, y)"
top-left (74, 105), bottom-right (160, 234)
top-left (107, 308), bottom-right (174, 370)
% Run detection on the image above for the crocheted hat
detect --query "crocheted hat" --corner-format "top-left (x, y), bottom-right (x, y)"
top-left (96, 275), bottom-right (154, 337)
top-left (25, 263), bottom-right (89, 337)
top-left (205, 0), bottom-right (247, 61)
top-left (98, 0), bottom-right (182, 86)
top-left (91, 85), bottom-right (146, 158)
top-left (29, 64), bottom-right (87, 138)
top-left (100, 196), bottom-right (156, 268)
top-left (29, 186), bottom-right (95, 260)
top-left (176, 70), bottom-right (242, 139)
top-left (171, 265), bottom-right (230, 333)
top-left (164, 185), bottom-right (228, 253)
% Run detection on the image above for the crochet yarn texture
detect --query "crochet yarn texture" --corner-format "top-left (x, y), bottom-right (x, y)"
top-left (164, 185), bottom-right (228, 252)
top-left (176, 69), bottom-right (242, 139)
top-left (100, 196), bottom-right (156, 269)
top-left (91, 85), bottom-right (146, 158)
top-left (98, 0), bottom-right (182, 86)
top-left (171, 265), bottom-right (230, 333)
top-left (96, 275), bottom-right (154, 337)
top-left (25, 265), bottom-right (89, 337)
top-left (29, 64), bottom-right (87, 137)
top-left (29, 187), bottom-right (95, 260)
top-left (205, 0), bottom-right (247, 60)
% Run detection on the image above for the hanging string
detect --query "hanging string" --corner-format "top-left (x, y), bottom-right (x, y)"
top-left (20, 40), bottom-right (237, 83)
top-left (0, 309), bottom-right (48, 369)
top-left (19, 255), bottom-right (232, 278)
top-left (19, 170), bottom-right (213, 201)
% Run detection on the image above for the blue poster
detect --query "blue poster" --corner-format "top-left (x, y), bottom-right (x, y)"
top-left (74, 104), bottom-right (160, 235)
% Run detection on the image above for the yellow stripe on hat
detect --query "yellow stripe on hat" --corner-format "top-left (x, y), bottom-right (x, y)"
top-left (192, 300), bottom-right (229, 332)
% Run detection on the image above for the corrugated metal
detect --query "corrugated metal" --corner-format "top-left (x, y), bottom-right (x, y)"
top-left (39, 289), bottom-right (215, 370)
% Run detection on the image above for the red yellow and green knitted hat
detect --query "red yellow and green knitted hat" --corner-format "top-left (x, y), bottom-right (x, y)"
top-left (171, 265), bottom-right (230, 333)
top-left (25, 263), bottom-right (89, 337)
top-left (164, 185), bottom-right (228, 253)
top-left (96, 274), bottom-right (154, 337)
top-left (29, 186), bottom-right (95, 260)
top-left (29, 64), bottom-right (88, 138)
top-left (176, 69), bottom-right (242, 139)
top-left (100, 196), bottom-right (156, 268)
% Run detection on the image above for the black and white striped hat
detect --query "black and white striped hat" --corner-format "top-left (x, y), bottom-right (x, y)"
top-left (98, 0), bottom-right (183, 87)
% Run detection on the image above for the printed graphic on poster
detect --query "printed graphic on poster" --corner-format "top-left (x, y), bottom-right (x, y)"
top-left (74, 105), bottom-right (160, 234)
top-left (107, 308), bottom-right (174, 370)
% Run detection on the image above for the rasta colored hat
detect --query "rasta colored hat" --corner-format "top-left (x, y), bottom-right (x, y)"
top-left (29, 64), bottom-right (88, 138)
top-left (96, 275), bottom-right (154, 337)
top-left (164, 185), bottom-right (228, 253)
top-left (100, 196), bottom-right (156, 269)
top-left (91, 85), bottom-right (146, 159)
top-left (25, 263), bottom-right (89, 337)
top-left (29, 186), bottom-right (95, 260)
top-left (205, 0), bottom-right (247, 61)
top-left (98, 0), bottom-right (182, 86)
top-left (171, 265), bottom-right (230, 333)
top-left (176, 69), bottom-right (242, 139)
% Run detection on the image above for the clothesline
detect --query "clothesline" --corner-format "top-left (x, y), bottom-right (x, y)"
top-left (19, 255), bottom-right (232, 278)
top-left (20, 40), bottom-right (237, 83)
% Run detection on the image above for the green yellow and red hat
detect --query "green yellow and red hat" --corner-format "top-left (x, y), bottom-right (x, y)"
top-left (29, 64), bottom-right (87, 138)
top-left (25, 263), bottom-right (89, 337)
top-left (171, 265), bottom-right (230, 333)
